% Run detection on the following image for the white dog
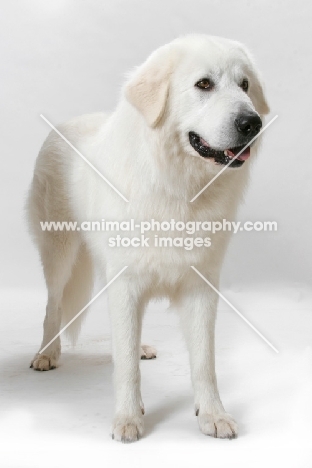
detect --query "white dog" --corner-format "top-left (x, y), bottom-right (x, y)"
top-left (27, 34), bottom-right (269, 442)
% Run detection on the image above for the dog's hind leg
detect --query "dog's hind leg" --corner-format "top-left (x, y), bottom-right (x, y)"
top-left (30, 231), bottom-right (80, 371)
top-left (140, 344), bottom-right (157, 359)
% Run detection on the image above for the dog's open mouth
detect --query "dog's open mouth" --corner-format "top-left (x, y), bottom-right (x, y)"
top-left (189, 131), bottom-right (251, 168)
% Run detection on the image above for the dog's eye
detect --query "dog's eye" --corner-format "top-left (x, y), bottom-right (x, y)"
top-left (240, 79), bottom-right (249, 92)
top-left (195, 78), bottom-right (212, 90)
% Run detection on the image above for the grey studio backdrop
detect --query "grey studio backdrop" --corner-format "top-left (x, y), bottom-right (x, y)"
top-left (1, 2), bottom-right (312, 466)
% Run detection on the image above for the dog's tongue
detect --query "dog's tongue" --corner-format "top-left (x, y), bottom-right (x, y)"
top-left (237, 146), bottom-right (251, 160)
top-left (228, 146), bottom-right (251, 161)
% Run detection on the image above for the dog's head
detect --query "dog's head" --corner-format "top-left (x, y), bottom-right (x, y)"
top-left (125, 35), bottom-right (269, 169)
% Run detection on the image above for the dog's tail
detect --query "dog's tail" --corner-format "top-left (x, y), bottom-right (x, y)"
top-left (61, 242), bottom-right (94, 345)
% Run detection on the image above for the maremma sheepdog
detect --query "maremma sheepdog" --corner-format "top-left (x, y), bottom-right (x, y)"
top-left (27, 34), bottom-right (269, 442)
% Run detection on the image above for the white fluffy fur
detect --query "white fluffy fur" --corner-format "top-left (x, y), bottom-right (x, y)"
top-left (27, 35), bottom-right (269, 442)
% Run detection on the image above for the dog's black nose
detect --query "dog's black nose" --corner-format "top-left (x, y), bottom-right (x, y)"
top-left (235, 114), bottom-right (262, 137)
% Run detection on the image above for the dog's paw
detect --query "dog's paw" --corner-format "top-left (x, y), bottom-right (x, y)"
top-left (30, 354), bottom-right (58, 371)
top-left (197, 411), bottom-right (238, 439)
top-left (112, 415), bottom-right (144, 443)
top-left (140, 344), bottom-right (157, 360)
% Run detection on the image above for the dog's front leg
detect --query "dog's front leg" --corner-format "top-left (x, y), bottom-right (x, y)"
top-left (108, 277), bottom-right (144, 443)
top-left (179, 281), bottom-right (238, 439)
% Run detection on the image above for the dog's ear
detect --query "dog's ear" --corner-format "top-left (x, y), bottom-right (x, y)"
top-left (237, 44), bottom-right (270, 115)
top-left (249, 71), bottom-right (270, 116)
top-left (125, 44), bottom-right (175, 127)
